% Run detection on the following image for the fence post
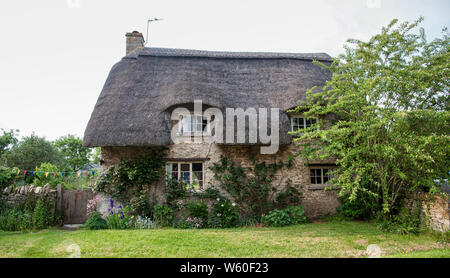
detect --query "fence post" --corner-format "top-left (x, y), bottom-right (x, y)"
top-left (57, 184), bottom-right (62, 212)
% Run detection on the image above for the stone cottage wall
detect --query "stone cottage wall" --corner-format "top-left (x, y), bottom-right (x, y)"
top-left (101, 141), bottom-right (340, 219)
top-left (422, 194), bottom-right (449, 232)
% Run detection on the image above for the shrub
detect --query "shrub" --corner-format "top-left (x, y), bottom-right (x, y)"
top-left (208, 199), bottom-right (239, 228)
top-left (82, 212), bottom-right (107, 230)
top-left (153, 205), bottom-right (173, 227)
top-left (336, 192), bottom-right (381, 220)
top-left (134, 216), bottom-right (156, 229)
top-left (32, 197), bottom-right (54, 229)
top-left (177, 216), bottom-right (204, 229)
top-left (262, 206), bottom-right (307, 227)
top-left (0, 196), bottom-right (60, 231)
top-left (0, 166), bottom-right (16, 189)
top-left (375, 206), bottom-right (424, 235)
top-left (209, 156), bottom-right (298, 221)
top-left (186, 202), bottom-right (209, 221)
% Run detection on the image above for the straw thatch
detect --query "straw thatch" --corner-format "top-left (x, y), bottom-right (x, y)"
top-left (83, 47), bottom-right (332, 147)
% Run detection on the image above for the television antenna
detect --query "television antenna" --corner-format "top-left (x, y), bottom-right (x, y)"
top-left (145, 18), bottom-right (163, 46)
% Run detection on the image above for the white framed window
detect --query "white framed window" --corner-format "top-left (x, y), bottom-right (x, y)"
top-left (166, 162), bottom-right (204, 190)
top-left (290, 116), bottom-right (317, 132)
top-left (178, 114), bottom-right (210, 135)
top-left (310, 167), bottom-right (334, 185)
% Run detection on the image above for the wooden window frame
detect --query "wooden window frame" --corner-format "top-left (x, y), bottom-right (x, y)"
top-left (166, 161), bottom-right (204, 190)
top-left (177, 113), bottom-right (210, 136)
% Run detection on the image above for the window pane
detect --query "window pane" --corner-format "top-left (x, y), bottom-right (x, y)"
top-left (192, 163), bottom-right (203, 171)
top-left (299, 118), bottom-right (305, 129)
top-left (181, 163), bottom-right (190, 171)
top-left (181, 172), bottom-right (190, 183)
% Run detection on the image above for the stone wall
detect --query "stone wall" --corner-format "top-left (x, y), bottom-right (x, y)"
top-left (1, 184), bottom-right (57, 207)
top-left (422, 194), bottom-right (449, 232)
top-left (101, 141), bottom-right (340, 219)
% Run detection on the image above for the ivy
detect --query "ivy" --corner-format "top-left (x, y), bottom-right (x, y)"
top-left (95, 148), bottom-right (167, 216)
top-left (209, 156), bottom-right (302, 220)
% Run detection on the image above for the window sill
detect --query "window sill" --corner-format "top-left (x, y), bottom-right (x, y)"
top-left (308, 184), bottom-right (340, 191)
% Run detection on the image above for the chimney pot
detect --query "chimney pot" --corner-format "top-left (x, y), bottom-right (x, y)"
top-left (125, 31), bottom-right (144, 55)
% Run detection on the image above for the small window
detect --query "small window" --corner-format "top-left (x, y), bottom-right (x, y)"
top-left (290, 116), bottom-right (317, 132)
top-left (166, 162), bottom-right (204, 190)
top-left (310, 168), bottom-right (334, 185)
top-left (178, 114), bottom-right (210, 135)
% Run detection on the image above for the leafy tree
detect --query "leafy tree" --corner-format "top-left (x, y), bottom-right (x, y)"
top-left (33, 163), bottom-right (64, 188)
top-left (291, 18), bottom-right (449, 215)
top-left (0, 129), bottom-right (19, 158)
top-left (3, 134), bottom-right (67, 171)
top-left (54, 135), bottom-right (91, 171)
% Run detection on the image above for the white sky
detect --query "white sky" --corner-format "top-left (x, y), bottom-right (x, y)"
top-left (0, 0), bottom-right (448, 141)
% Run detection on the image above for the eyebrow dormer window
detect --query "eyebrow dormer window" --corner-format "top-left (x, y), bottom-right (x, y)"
top-left (290, 116), bottom-right (317, 132)
top-left (178, 114), bottom-right (209, 135)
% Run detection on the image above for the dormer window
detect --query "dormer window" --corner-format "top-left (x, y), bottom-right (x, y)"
top-left (290, 116), bottom-right (317, 132)
top-left (178, 114), bottom-right (210, 135)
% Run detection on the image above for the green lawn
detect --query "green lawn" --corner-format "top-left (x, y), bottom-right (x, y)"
top-left (0, 221), bottom-right (448, 258)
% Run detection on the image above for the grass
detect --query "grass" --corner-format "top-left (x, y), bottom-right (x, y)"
top-left (0, 221), bottom-right (448, 258)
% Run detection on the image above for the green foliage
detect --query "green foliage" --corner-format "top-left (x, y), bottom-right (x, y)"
top-left (375, 205), bottom-right (424, 235)
top-left (82, 212), bottom-right (108, 230)
top-left (176, 216), bottom-right (204, 229)
top-left (0, 166), bottom-right (16, 188)
top-left (32, 197), bottom-right (55, 229)
top-left (133, 216), bottom-right (156, 229)
top-left (209, 156), bottom-right (298, 220)
top-left (186, 202), bottom-right (209, 221)
top-left (95, 150), bottom-right (166, 215)
top-left (0, 129), bottom-right (18, 158)
top-left (54, 134), bottom-right (91, 171)
top-left (262, 206), bottom-right (307, 227)
top-left (336, 192), bottom-right (382, 220)
top-left (0, 196), bottom-right (61, 231)
top-left (209, 199), bottom-right (239, 228)
top-left (32, 162), bottom-right (64, 188)
top-left (153, 205), bottom-right (173, 227)
top-left (165, 178), bottom-right (188, 209)
top-left (106, 204), bottom-right (132, 229)
top-left (3, 134), bottom-right (67, 171)
top-left (291, 18), bottom-right (450, 215)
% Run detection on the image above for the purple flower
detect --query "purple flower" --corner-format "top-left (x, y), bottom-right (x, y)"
top-left (109, 198), bottom-right (114, 208)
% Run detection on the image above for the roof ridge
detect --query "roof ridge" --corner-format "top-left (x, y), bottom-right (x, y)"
top-left (125, 47), bottom-right (333, 61)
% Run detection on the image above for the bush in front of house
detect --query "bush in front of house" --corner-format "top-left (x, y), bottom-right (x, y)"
top-left (133, 215), bottom-right (156, 229)
top-left (153, 204), bottom-right (174, 227)
top-left (262, 206), bottom-right (308, 227)
top-left (82, 212), bottom-right (108, 230)
top-left (208, 199), bottom-right (239, 228)
top-left (176, 216), bottom-right (204, 229)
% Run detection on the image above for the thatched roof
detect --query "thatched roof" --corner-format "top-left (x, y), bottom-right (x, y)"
top-left (83, 47), bottom-right (332, 147)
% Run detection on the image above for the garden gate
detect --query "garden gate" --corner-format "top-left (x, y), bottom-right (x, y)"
top-left (57, 185), bottom-right (93, 224)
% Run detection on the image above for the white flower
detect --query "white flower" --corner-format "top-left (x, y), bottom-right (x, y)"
top-left (232, 203), bottom-right (236, 207)
top-left (221, 204), bottom-right (224, 207)
top-left (216, 198), bottom-right (220, 201)
top-left (217, 213), bottom-right (221, 217)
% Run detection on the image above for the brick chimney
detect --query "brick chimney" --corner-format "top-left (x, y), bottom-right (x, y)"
top-left (125, 31), bottom-right (144, 55)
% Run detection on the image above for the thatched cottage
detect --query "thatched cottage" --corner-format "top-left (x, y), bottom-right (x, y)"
top-left (83, 31), bottom-right (339, 218)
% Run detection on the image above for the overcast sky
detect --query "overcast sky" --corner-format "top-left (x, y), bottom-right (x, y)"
top-left (0, 0), bottom-right (448, 141)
